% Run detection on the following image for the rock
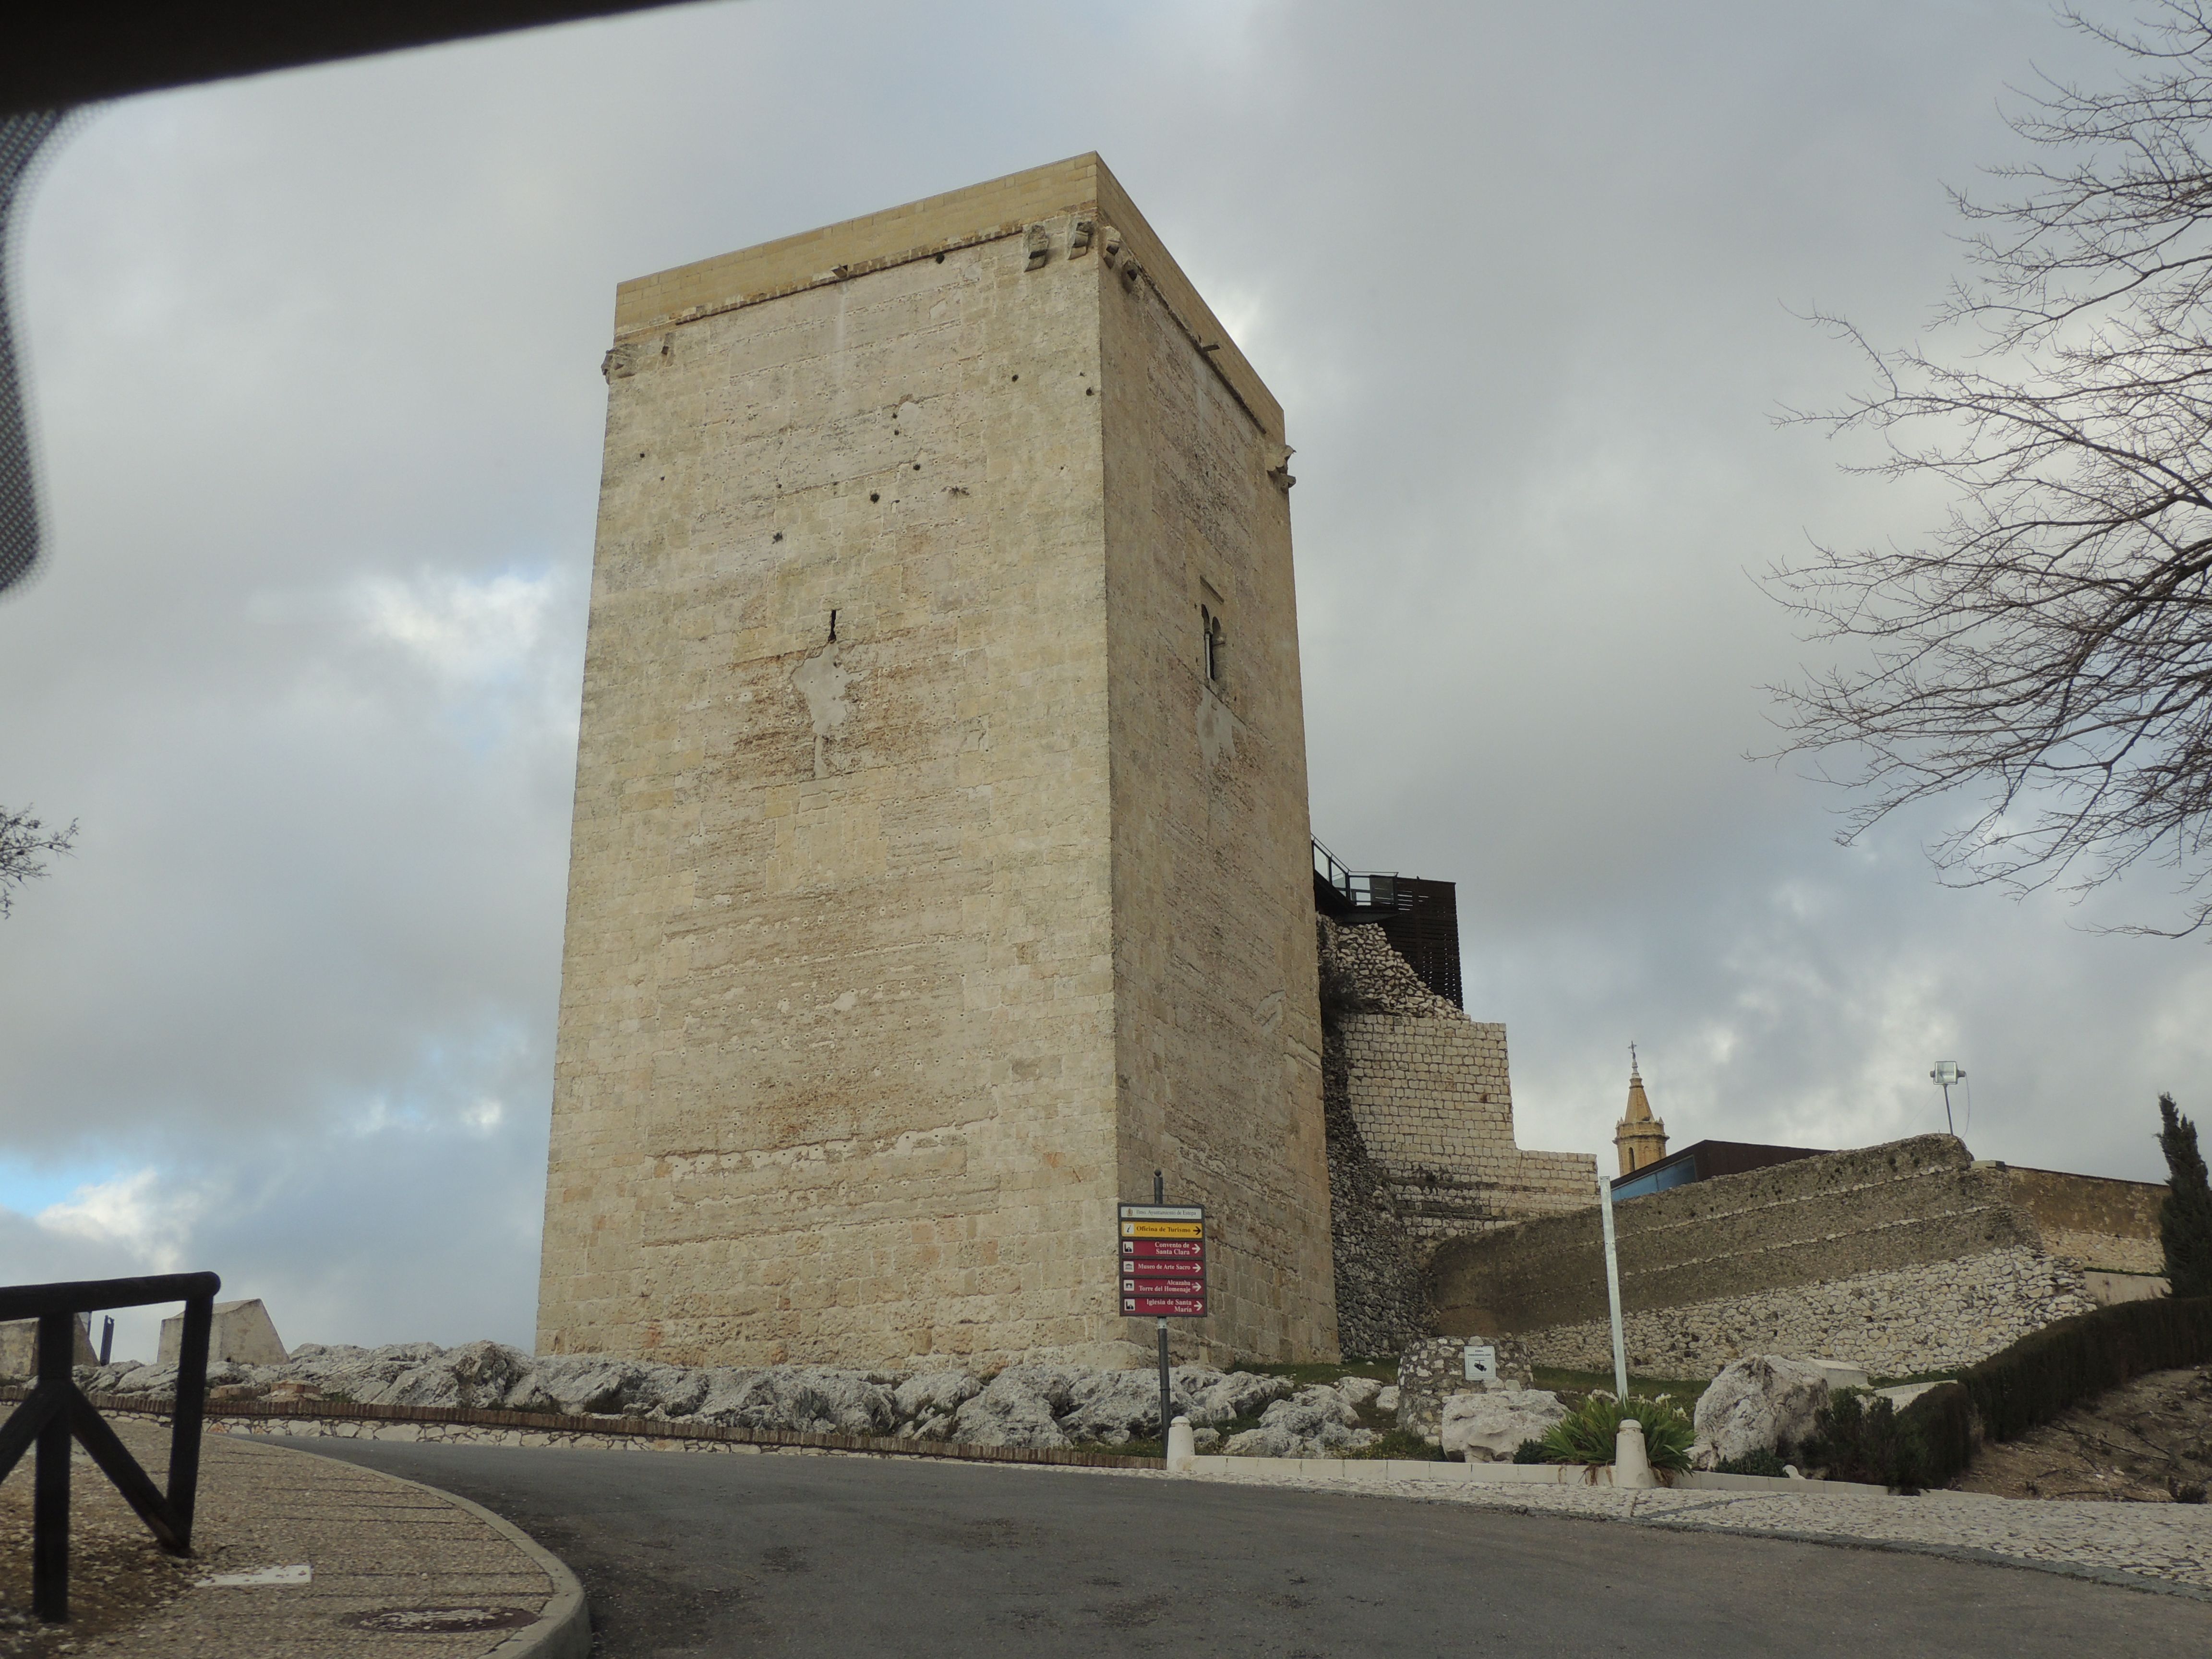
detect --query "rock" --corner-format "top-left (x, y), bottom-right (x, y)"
top-left (636, 1362), bottom-right (710, 1418)
top-left (1691, 1355), bottom-right (1834, 1469)
top-left (372, 1341), bottom-right (448, 1363)
top-left (1374, 1385), bottom-right (1399, 1414)
top-left (1222, 1385), bottom-right (1377, 1458)
top-left (893, 1370), bottom-right (983, 1421)
top-left (950, 1367), bottom-right (1077, 1449)
top-left (1181, 1370), bottom-right (1293, 1425)
top-left (1440, 1389), bottom-right (1566, 1463)
top-left (1058, 1368), bottom-right (1175, 1444)
top-left (1191, 1427), bottom-right (1221, 1450)
top-left (1334, 1376), bottom-right (1385, 1409)
top-left (373, 1363), bottom-right (467, 1409)
top-left (689, 1368), bottom-right (897, 1435)
top-left (509, 1356), bottom-right (652, 1416)
top-left (446, 1340), bottom-right (535, 1407)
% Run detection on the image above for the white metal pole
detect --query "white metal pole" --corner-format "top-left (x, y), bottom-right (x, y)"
top-left (1598, 1172), bottom-right (1629, 1401)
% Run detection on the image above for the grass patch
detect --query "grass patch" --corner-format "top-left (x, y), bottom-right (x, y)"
top-left (1340, 1428), bottom-right (1449, 1461)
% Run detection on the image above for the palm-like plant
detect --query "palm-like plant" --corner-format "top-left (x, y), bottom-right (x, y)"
top-left (1537, 1395), bottom-right (1694, 1471)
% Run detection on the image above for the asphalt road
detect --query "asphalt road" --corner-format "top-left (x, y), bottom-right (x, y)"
top-left (307, 1441), bottom-right (2211, 1658)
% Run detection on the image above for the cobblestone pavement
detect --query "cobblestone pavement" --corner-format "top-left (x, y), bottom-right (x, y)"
top-left (1189, 1463), bottom-right (2212, 1595)
top-left (2, 1419), bottom-right (578, 1656)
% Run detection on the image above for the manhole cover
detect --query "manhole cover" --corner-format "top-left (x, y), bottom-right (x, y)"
top-left (343, 1605), bottom-right (539, 1633)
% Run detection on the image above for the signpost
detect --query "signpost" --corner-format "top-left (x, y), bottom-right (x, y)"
top-left (1121, 1174), bottom-right (1206, 1446)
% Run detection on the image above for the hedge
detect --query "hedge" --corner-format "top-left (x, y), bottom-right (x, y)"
top-left (1961, 1295), bottom-right (2212, 1442)
top-left (1893, 1294), bottom-right (2212, 1488)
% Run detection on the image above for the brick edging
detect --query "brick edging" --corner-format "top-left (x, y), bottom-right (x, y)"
top-left (0, 1384), bottom-right (1164, 1471)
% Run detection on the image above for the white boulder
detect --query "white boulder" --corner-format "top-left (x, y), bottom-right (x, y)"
top-left (1691, 1355), bottom-right (1835, 1470)
top-left (1440, 1389), bottom-right (1566, 1463)
top-left (1222, 1385), bottom-right (1377, 1458)
top-left (1182, 1369), bottom-right (1293, 1425)
top-left (950, 1366), bottom-right (1077, 1449)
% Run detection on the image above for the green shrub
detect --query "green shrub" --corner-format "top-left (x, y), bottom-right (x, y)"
top-left (1803, 1390), bottom-right (1915, 1488)
top-left (2158, 1094), bottom-right (2212, 1299)
top-left (1536, 1395), bottom-right (1694, 1471)
top-left (1893, 1381), bottom-right (1974, 1488)
top-left (1714, 1447), bottom-right (1786, 1477)
top-left (1960, 1295), bottom-right (2212, 1443)
top-left (1511, 1437), bottom-right (1548, 1464)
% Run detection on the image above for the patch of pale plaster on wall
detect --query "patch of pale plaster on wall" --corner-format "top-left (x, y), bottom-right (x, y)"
top-left (791, 642), bottom-right (852, 778)
top-left (1196, 686), bottom-right (1236, 767)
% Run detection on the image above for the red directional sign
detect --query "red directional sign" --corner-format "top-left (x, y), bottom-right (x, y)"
top-left (1119, 1204), bottom-right (1206, 1317)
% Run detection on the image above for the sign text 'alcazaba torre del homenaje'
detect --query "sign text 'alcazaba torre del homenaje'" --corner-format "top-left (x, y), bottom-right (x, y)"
top-left (537, 156), bottom-right (1337, 1370)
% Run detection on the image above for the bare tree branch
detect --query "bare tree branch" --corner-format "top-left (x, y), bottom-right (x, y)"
top-left (0, 803), bottom-right (75, 917)
top-left (1771, 1), bottom-right (2212, 936)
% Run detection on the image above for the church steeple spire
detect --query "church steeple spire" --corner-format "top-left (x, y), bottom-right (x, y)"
top-left (1615, 1045), bottom-right (1668, 1176)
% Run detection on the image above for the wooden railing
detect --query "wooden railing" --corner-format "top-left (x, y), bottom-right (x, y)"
top-left (0, 1273), bottom-right (218, 1622)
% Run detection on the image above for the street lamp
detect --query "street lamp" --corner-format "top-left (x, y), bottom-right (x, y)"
top-left (1929, 1061), bottom-right (1965, 1137)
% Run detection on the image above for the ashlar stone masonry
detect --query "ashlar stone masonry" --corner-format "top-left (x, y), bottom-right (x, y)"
top-left (538, 156), bottom-right (1334, 1373)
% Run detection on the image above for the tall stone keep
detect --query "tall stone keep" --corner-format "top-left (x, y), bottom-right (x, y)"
top-left (537, 156), bottom-right (1335, 1371)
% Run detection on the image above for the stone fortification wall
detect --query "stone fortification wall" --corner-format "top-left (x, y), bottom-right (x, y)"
top-left (1319, 943), bottom-right (1429, 1358)
top-left (1514, 1246), bottom-right (2092, 1378)
top-left (1096, 160), bottom-right (1334, 1365)
top-left (1319, 917), bottom-right (1595, 1247)
top-left (2004, 1166), bottom-right (2167, 1276)
top-left (1428, 1134), bottom-right (2097, 1377)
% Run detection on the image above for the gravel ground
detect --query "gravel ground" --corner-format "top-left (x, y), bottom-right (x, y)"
top-left (1952, 1363), bottom-right (2212, 1503)
top-left (0, 1437), bottom-right (196, 1656)
top-left (1189, 1463), bottom-right (2212, 1596)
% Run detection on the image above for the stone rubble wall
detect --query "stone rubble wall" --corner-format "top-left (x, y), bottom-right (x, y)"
top-left (1319, 921), bottom-right (1431, 1358)
top-left (1318, 916), bottom-right (1596, 1254)
top-left (1424, 1134), bottom-right (2140, 1381)
top-left (1430, 1135), bottom-right (2048, 1335)
top-left (1511, 1245), bottom-right (2096, 1379)
top-left (1392, 1334), bottom-right (1534, 1442)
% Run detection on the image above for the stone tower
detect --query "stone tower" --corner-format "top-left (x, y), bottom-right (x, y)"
top-left (1615, 1060), bottom-right (1667, 1176)
top-left (536, 156), bottom-right (1336, 1371)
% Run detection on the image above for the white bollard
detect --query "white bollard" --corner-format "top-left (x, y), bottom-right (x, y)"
top-left (1166, 1414), bottom-right (1196, 1473)
top-left (1613, 1416), bottom-right (1655, 1489)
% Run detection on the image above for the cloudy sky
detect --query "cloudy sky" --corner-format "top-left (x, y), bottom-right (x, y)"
top-left (3, 0), bottom-right (2204, 1359)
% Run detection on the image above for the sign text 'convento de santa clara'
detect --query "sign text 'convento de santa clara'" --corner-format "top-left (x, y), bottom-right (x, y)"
top-left (1118, 1204), bottom-right (1207, 1318)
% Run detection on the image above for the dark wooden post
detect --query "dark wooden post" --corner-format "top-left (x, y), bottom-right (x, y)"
top-left (32, 1310), bottom-right (72, 1621)
top-left (167, 1292), bottom-right (213, 1545)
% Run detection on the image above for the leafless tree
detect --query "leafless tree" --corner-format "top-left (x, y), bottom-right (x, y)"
top-left (1772, 3), bottom-right (2212, 934)
top-left (0, 804), bottom-right (73, 916)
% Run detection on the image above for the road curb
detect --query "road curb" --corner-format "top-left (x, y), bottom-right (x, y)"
top-left (340, 1460), bottom-right (592, 1659)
